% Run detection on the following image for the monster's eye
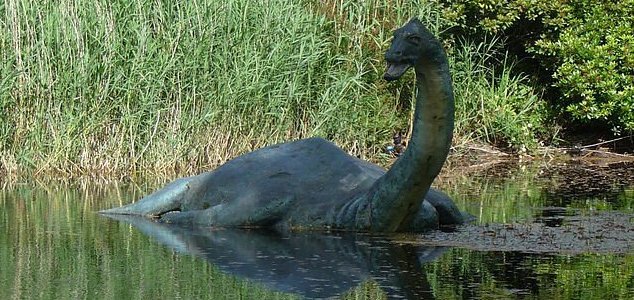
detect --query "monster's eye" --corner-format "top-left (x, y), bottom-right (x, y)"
top-left (407, 35), bottom-right (422, 44)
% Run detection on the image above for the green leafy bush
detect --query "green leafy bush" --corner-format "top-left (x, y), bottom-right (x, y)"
top-left (439, 0), bottom-right (634, 133)
top-left (536, 2), bottom-right (634, 133)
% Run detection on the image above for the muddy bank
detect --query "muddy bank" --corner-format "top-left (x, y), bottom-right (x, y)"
top-left (412, 211), bottom-right (633, 254)
top-left (424, 154), bottom-right (634, 254)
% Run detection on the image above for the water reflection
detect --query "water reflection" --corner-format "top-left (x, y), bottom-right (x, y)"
top-left (104, 215), bottom-right (445, 299)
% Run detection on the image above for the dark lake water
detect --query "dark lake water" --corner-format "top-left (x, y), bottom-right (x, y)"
top-left (1, 161), bottom-right (633, 299)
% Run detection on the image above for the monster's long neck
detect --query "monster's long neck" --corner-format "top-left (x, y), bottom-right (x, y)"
top-left (360, 45), bottom-right (454, 232)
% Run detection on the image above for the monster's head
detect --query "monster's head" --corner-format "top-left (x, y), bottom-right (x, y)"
top-left (384, 18), bottom-right (437, 81)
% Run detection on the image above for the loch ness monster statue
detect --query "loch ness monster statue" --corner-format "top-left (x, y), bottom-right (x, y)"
top-left (101, 18), bottom-right (467, 232)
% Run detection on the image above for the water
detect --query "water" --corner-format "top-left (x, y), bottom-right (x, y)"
top-left (1, 161), bottom-right (633, 299)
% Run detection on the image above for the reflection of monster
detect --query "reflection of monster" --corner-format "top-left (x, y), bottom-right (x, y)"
top-left (101, 19), bottom-right (465, 232)
top-left (105, 214), bottom-right (446, 299)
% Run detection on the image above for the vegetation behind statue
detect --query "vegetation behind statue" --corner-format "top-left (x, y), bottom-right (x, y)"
top-left (0, 0), bottom-right (555, 178)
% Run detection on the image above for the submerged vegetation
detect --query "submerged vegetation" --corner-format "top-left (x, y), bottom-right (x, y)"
top-left (1, 0), bottom-right (551, 178)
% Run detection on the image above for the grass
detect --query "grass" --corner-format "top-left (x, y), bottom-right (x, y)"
top-left (450, 38), bottom-right (548, 152)
top-left (0, 0), bottom-right (549, 179)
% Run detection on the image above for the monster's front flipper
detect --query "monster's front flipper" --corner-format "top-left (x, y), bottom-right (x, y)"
top-left (99, 176), bottom-right (197, 217)
top-left (160, 196), bottom-right (296, 228)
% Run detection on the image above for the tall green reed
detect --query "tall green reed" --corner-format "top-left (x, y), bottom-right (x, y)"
top-left (0, 0), bottom-right (548, 179)
top-left (451, 38), bottom-right (547, 152)
top-left (0, 0), bottom-right (401, 178)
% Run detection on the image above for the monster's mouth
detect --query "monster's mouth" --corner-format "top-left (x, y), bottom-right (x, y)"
top-left (384, 63), bottom-right (411, 81)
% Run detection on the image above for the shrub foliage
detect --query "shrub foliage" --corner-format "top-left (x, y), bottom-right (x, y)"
top-left (440, 0), bottom-right (634, 133)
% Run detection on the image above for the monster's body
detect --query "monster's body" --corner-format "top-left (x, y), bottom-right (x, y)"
top-left (104, 137), bottom-right (458, 231)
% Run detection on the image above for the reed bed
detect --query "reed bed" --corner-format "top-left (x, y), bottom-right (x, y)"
top-left (0, 0), bottom-right (547, 179)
